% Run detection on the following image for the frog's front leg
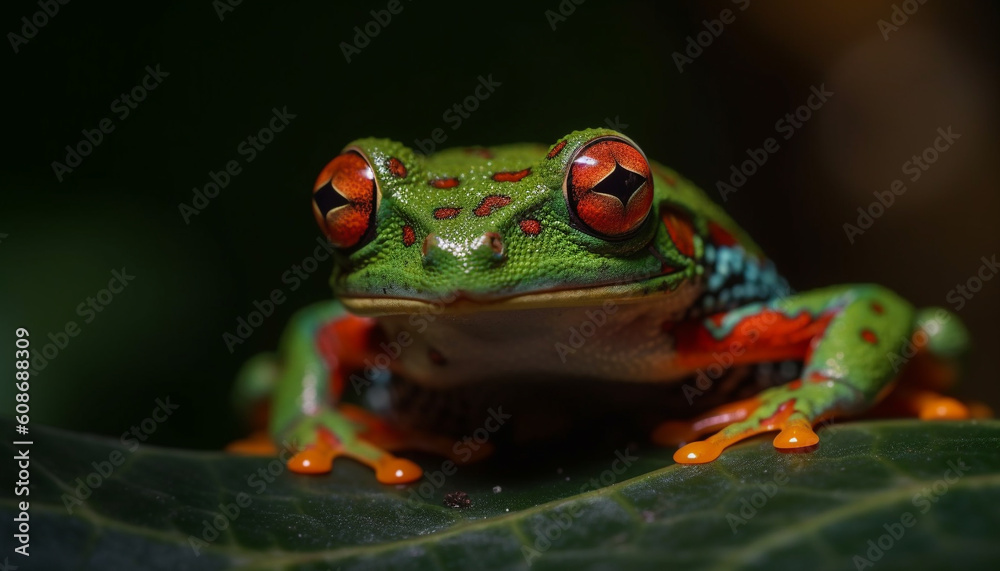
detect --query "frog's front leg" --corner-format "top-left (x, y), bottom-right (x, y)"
top-left (267, 301), bottom-right (425, 484)
top-left (657, 284), bottom-right (971, 463)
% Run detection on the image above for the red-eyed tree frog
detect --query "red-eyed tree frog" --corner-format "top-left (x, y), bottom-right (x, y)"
top-left (230, 128), bottom-right (978, 484)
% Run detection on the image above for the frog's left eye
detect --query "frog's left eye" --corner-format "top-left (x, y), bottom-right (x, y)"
top-left (564, 137), bottom-right (653, 238)
top-left (312, 149), bottom-right (380, 249)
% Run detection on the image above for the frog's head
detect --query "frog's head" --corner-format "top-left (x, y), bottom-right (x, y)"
top-left (312, 128), bottom-right (704, 315)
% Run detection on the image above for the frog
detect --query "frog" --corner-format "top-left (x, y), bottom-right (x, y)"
top-left (229, 127), bottom-right (978, 484)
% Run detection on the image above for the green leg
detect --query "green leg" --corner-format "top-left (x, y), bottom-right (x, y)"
top-left (671, 284), bottom-right (971, 464)
top-left (232, 352), bottom-right (279, 427)
top-left (267, 301), bottom-right (344, 440)
top-left (262, 301), bottom-right (423, 483)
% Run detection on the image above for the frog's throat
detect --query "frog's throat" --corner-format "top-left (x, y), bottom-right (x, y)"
top-left (338, 281), bottom-right (700, 317)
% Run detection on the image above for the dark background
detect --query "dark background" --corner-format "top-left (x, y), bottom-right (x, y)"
top-left (2, 0), bottom-right (998, 448)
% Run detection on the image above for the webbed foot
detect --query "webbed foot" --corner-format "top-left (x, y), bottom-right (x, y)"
top-left (284, 406), bottom-right (423, 484)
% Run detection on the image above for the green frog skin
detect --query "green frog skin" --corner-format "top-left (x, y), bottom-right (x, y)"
top-left (231, 128), bottom-right (976, 484)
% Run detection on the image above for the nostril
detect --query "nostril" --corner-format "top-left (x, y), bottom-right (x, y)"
top-left (480, 232), bottom-right (505, 259)
top-left (422, 233), bottom-right (439, 256)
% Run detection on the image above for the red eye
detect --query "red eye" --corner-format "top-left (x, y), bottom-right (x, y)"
top-left (565, 137), bottom-right (653, 238)
top-left (312, 149), bottom-right (380, 248)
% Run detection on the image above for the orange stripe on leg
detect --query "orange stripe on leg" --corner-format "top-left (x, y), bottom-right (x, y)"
top-left (653, 396), bottom-right (761, 446)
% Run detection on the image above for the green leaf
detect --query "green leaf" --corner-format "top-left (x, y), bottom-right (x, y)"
top-left (3, 418), bottom-right (1000, 570)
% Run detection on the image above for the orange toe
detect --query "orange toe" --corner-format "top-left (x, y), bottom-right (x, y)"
top-left (918, 396), bottom-right (970, 420)
top-left (773, 418), bottom-right (819, 449)
top-left (374, 456), bottom-right (423, 484)
top-left (877, 387), bottom-right (975, 421)
top-left (674, 440), bottom-right (725, 464)
top-left (287, 446), bottom-right (336, 474)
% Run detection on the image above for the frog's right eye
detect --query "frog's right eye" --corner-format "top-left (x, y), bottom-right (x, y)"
top-left (564, 136), bottom-right (653, 239)
top-left (312, 149), bottom-right (380, 249)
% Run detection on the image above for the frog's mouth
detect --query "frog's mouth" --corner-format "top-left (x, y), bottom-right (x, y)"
top-left (338, 280), bottom-right (699, 317)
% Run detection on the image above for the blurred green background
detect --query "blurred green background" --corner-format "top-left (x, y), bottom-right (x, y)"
top-left (2, 0), bottom-right (998, 449)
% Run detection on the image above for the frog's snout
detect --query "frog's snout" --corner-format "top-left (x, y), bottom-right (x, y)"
top-left (421, 232), bottom-right (507, 268)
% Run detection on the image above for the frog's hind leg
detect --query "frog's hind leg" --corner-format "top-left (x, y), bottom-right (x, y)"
top-left (870, 307), bottom-right (988, 419)
top-left (660, 285), bottom-right (968, 464)
top-left (226, 353), bottom-right (281, 455)
top-left (258, 302), bottom-right (426, 484)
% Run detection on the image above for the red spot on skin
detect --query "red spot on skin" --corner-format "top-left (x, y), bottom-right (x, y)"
top-left (474, 195), bottom-right (511, 217)
top-left (708, 221), bottom-right (739, 247)
top-left (809, 372), bottom-right (829, 383)
top-left (388, 157), bottom-right (407, 178)
top-left (492, 168), bottom-right (531, 182)
top-left (662, 207), bottom-right (696, 258)
top-left (546, 140), bottom-right (567, 159)
top-left (402, 225), bottom-right (416, 247)
top-left (664, 174), bottom-right (677, 186)
top-left (519, 219), bottom-right (541, 235)
top-left (861, 329), bottom-right (879, 344)
top-left (463, 147), bottom-right (493, 159)
top-left (433, 207), bottom-right (462, 220)
top-left (788, 379), bottom-right (803, 390)
top-left (430, 177), bottom-right (460, 189)
top-left (871, 302), bottom-right (885, 314)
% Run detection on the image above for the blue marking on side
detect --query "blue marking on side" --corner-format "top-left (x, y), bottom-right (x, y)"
top-left (697, 244), bottom-right (790, 328)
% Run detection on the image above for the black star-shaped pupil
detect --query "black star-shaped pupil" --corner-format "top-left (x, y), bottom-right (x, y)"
top-left (590, 162), bottom-right (646, 206)
top-left (313, 179), bottom-right (351, 216)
